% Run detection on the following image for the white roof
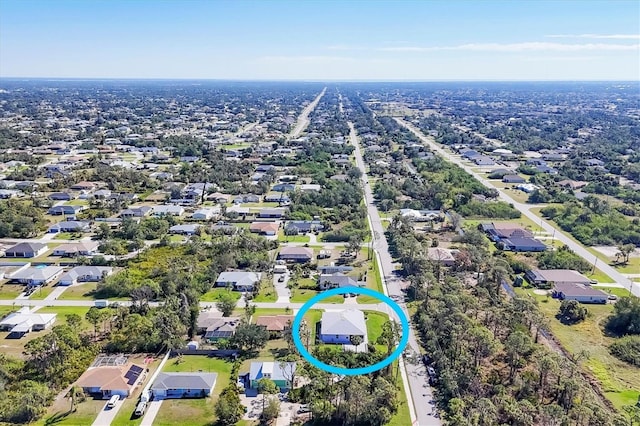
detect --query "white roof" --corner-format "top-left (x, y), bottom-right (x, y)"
top-left (262, 361), bottom-right (274, 375)
top-left (321, 310), bottom-right (367, 336)
top-left (10, 266), bottom-right (64, 281)
top-left (0, 312), bottom-right (56, 328)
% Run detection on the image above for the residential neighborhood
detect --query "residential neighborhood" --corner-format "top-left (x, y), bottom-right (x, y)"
top-left (0, 76), bottom-right (637, 426)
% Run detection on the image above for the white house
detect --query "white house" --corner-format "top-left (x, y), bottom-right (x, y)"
top-left (319, 310), bottom-right (367, 345)
top-left (169, 224), bottom-right (200, 235)
top-left (152, 205), bottom-right (185, 216)
top-left (215, 271), bottom-right (262, 292)
top-left (0, 307), bottom-right (56, 337)
top-left (10, 266), bottom-right (64, 286)
top-left (58, 266), bottom-right (113, 286)
top-left (191, 208), bottom-right (220, 220)
top-left (53, 241), bottom-right (100, 257)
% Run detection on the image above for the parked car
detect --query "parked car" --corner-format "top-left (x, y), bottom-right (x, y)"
top-left (297, 404), bottom-right (311, 414)
top-left (134, 401), bottom-right (147, 416)
top-left (106, 395), bottom-right (119, 409)
top-left (427, 366), bottom-right (438, 384)
top-left (608, 294), bottom-right (618, 300)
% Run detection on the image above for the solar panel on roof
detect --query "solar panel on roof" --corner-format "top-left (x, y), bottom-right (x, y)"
top-left (125, 365), bottom-right (144, 385)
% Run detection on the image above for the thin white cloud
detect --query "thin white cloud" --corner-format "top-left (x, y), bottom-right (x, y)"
top-left (379, 42), bottom-right (640, 52)
top-left (546, 34), bottom-right (640, 40)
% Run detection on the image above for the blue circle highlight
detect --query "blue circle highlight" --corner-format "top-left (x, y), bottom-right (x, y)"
top-left (292, 286), bottom-right (410, 375)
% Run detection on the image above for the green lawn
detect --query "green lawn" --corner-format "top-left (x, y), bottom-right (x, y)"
top-left (608, 256), bottom-right (640, 274)
top-left (168, 235), bottom-right (185, 243)
top-left (153, 355), bottom-right (234, 425)
top-left (0, 283), bottom-right (24, 299)
top-left (200, 287), bottom-right (242, 302)
top-left (27, 286), bottom-right (56, 300)
top-left (357, 253), bottom-right (384, 303)
top-left (0, 305), bottom-right (17, 318)
top-left (250, 308), bottom-right (291, 320)
top-left (290, 288), bottom-right (343, 304)
top-left (65, 199), bottom-right (89, 206)
top-left (388, 361), bottom-right (412, 426)
top-left (252, 279), bottom-right (277, 303)
top-left (278, 229), bottom-right (311, 243)
top-left (303, 309), bottom-right (323, 344)
top-left (364, 310), bottom-right (389, 351)
top-left (57, 282), bottom-right (98, 300)
top-left (154, 398), bottom-right (216, 426)
top-left (586, 267), bottom-right (615, 284)
top-left (592, 285), bottom-right (635, 298)
top-left (52, 232), bottom-right (85, 240)
top-left (35, 399), bottom-right (105, 426)
top-left (37, 306), bottom-right (92, 329)
top-left (514, 287), bottom-right (640, 411)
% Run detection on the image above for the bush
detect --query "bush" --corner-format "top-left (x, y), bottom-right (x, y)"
top-left (609, 335), bottom-right (640, 366)
top-left (557, 299), bottom-right (588, 324)
top-left (606, 297), bottom-right (640, 335)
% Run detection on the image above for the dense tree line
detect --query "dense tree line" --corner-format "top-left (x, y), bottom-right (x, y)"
top-left (0, 199), bottom-right (48, 238)
top-left (540, 201), bottom-right (640, 246)
top-left (385, 217), bottom-right (623, 425)
top-left (0, 317), bottom-right (99, 424)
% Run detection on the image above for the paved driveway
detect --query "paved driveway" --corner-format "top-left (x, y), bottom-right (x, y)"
top-left (91, 398), bottom-right (125, 426)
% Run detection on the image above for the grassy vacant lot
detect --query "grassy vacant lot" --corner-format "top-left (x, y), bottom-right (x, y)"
top-left (252, 278), bottom-right (277, 303)
top-left (0, 283), bottom-right (24, 299)
top-left (514, 287), bottom-right (640, 411)
top-left (153, 355), bottom-right (235, 426)
top-left (57, 282), bottom-right (98, 300)
top-left (200, 287), bottom-right (242, 302)
top-left (38, 306), bottom-right (92, 329)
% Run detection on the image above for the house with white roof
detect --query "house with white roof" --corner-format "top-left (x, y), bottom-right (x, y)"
top-left (319, 309), bottom-right (367, 345)
top-left (9, 266), bottom-right (64, 286)
top-left (59, 266), bottom-right (113, 286)
top-left (0, 307), bottom-right (56, 337)
top-left (152, 205), bottom-right (185, 216)
top-left (214, 271), bottom-right (262, 292)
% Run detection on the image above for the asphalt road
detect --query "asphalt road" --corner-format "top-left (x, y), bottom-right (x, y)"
top-left (289, 88), bottom-right (326, 139)
top-left (350, 121), bottom-right (441, 426)
top-left (396, 118), bottom-right (640, 298)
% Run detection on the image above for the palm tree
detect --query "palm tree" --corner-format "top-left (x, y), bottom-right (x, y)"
top-left (485, 258), bottom-right (512, 299)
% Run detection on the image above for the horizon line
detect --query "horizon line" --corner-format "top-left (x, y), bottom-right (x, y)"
top-left (1, 77), bottom-right (639, 83)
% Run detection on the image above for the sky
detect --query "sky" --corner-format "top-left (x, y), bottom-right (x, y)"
top-left (0, 0), bottom-right (639, 81)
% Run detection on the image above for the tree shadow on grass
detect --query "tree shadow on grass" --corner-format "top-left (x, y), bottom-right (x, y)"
top-left (269, 347), bottom-right (289, 358)
top-left (44, 411), bottom-right (72, 426)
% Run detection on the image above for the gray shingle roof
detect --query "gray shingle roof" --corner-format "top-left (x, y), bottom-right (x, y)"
top-left (151, 372), bottom-right (217, 391)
